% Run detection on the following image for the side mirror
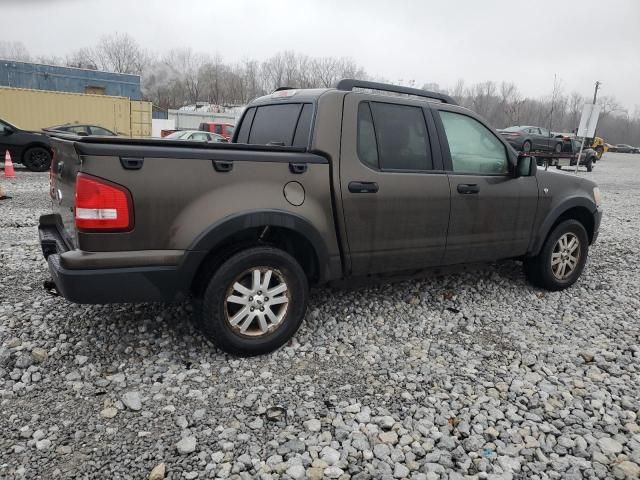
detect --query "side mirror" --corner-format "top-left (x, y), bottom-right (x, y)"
top-left (1, 126), bottom-right (14, 135)
top-left (515, 154), bottom-right (535, 177)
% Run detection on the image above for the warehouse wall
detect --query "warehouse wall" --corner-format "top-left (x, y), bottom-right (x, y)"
top-left (0, 60), bottom-right (141, 99)
top-left (0, 87), bottom-right (151, 137)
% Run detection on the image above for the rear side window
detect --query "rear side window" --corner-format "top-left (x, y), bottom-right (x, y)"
top-left (236, 108), bottom-right (255, 143)
top-left (292, 104), bottom-right (313, 147)
top-left (357, 101), bottom-right (433, 171)
top-left (236, 103), bottom-right (313, 147)
top-left (357, 103), bottom-right (378, 168)
top-left (249, 104), bottom-right (303, 146)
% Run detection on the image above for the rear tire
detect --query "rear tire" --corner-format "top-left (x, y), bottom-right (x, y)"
top-left (586, 158), bottom-right (593, 172)
top-left (198, 246), bottom-right (308, 356)
top-left (22, 147), bottom-right (51, 172)
top-left (523, 219), bottom-right (589, 291)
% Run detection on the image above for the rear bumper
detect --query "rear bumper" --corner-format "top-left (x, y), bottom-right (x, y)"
top-left (39, 215), bottom-right (204, 304)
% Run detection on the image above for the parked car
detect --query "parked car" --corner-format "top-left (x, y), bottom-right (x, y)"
top-left (164, 130), bottom-right (227, 142)
top-left (198, 122), bottom-right (235, 140)
top-left (40, 79), bottom-right (602, 356)
top-left (499, 126), bottom-right (564, 153)
top-left (0, 117), bottom-right (52, 171)
top-left (611, 144), bottom-right (639, 154)
top-left (44, 124), bottom-right (118, 136)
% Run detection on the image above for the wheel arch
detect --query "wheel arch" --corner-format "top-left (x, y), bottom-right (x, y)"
top-left (188, 210), bottom-right (331, 297)
top-left (529, 199), bottom-right (597, 256)
top-left (21, 141), bottom-right (52, 158)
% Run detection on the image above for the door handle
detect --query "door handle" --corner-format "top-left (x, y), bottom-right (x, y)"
top-left (457, 183), bottom-right (479, 194)
top-left (348, 181), bottom-right (379, 193)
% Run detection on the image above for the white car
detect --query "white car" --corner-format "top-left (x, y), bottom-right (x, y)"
top-left (164, 130), bottom-right (227, 142)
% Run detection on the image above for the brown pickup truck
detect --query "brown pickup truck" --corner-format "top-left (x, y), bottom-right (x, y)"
top-left (39, 79), bottom-right (603, 355)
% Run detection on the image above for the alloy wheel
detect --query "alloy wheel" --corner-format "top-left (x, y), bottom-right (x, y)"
top-left (551, 233), bottom-right (581, 280)
top-left (224, 267), bottom-right (290, 337)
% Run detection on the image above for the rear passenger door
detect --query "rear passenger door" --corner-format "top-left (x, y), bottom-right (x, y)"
top-left (433, 107), bottom-right (538, 264)
top-left (339, 94), bottom-right (451, 275)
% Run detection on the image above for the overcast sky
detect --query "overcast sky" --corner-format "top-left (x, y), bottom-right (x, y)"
top-left (3, 0), bottom-right (639, 112)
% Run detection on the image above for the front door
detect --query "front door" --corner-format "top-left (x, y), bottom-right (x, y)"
top-left (434, 108), bottom-right (539, 264)
top-left (339, 94), bottom-right (451, 275)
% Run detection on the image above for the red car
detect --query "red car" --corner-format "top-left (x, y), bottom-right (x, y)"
top-left (198, 122), bottom-right (235, 140)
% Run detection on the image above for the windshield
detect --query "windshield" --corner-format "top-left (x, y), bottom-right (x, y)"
top-left (165, 131), bottom-right (190, 139)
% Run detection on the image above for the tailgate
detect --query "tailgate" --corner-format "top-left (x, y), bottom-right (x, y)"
top-left (49, 137), bottom-right (82, 248)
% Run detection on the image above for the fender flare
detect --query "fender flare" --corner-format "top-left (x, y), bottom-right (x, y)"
top-left (188, 209), bottom-right (331, 283)
top-left (528, 197), bottom-right (597, 255)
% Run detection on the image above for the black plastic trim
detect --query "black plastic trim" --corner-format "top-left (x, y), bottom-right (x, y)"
top-left (120, 157), bottom-right (144, 170)
top-left (188, 210), bottom-right (335, 284)
top-left (527, 198), bottom-right (600, 255)
top-left (289, 162), bottom-right (307, 174)
top-left (213, 160), bottom-right (233, 172)
top-left (65, 139), bottom-right (328, 164)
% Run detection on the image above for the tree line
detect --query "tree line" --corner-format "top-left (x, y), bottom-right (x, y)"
top-left (1, 35), bottom-right (638, 145)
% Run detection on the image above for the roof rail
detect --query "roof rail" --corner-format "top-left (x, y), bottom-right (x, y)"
top-left (335, 79), bottom-right (457, 105)
top-left (273, 86), bottom-right (295, 92)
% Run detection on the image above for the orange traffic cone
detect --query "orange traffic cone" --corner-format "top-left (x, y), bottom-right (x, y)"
top-left (4, 150), bottom-right (16, 178)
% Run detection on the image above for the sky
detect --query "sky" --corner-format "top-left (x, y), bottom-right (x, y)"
top-left (2, 0), bottom-right (639, 113)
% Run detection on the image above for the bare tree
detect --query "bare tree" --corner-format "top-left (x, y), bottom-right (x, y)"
top-left (0, 41), bottom-right (30, 61)
top-left (65, 48), bottom-right (99, 70)
top-left (95, 33), bottom-right (149, 74)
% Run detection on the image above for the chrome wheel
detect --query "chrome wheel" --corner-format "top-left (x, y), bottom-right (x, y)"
top-left (224, 267), bottom-right (290, 337)
top-left (551, 233), bottom-right (581, 280)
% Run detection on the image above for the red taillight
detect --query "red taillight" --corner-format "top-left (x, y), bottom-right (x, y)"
top-left (75, 173), bottom-right (133, 231)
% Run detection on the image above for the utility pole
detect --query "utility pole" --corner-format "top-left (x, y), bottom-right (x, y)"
top-left (592, 81), bottom-right (601, 105)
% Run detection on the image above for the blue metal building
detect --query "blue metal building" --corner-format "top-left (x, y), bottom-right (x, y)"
top-left (0, 60), bottom-right (141, 100)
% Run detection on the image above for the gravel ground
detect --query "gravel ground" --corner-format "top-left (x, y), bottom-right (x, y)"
top-left (0, 154), bottom-right (639, 480)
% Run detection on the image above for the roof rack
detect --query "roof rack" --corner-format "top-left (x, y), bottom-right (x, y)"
top-left (273, 86), bottom-right (296, 92)
top-left (335, 79), bottom-right (457, 105)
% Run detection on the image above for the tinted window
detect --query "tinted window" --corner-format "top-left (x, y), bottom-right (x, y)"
top-left (248, 103), bottom-right (303, 146)
top-left (369, 102), bottom-right (432, 170)
top-left (292, 104), bottom-right (313, 147)
top-left (68, 125), bottom-right (90, 135)
top-left (357, 102), bottom-right (378, 168)
top-left (90, 126), bottom-right (114, 136)
top-left (236, 108), bottom-right (255, 143)
top-left (439, 111), bottom-right (508, 175)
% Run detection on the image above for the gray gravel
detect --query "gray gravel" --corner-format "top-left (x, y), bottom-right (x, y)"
top-left (1, 154), bottom-right (639, 479)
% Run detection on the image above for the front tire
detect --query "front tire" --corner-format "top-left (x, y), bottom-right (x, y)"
top-left (22, 147), bottom-right (51, 172)
top-left (523, 219), bottom-right (589, 291)
top-left (595, 146), bottom-right (604, 159)
top-left (522, 141), bottom-right (532, 153)
top-left (199, 246), bottom-right (308, 356)
top-left (553, 142), bottom-right (562, 153)
top-left (586, 158), bottom-right (593, 172)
